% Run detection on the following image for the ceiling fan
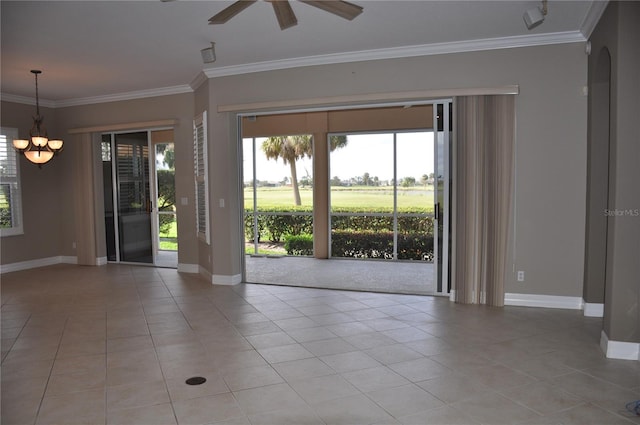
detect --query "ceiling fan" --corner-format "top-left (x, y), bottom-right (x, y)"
top-left (208, 0), bottom-right (364, 30)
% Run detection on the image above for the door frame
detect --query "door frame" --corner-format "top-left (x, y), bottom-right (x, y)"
top-left (325, 128), bottom-right (434, 262)
top-left (237, 99), bottom-right (453, 295)
top-left (101, 127), bottom-right (174, 266)
top-left (433, 100), bottom-right (452, 295)
top-left (150, 135), bottom-right (178, 264)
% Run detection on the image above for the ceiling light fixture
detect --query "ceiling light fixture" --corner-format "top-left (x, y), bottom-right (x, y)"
top-left (523, 0), bottom-right (548, 30)
top-left (12, 70), bottom-right (63, 167)
top-left (201, 42), bottom-right (216, 64)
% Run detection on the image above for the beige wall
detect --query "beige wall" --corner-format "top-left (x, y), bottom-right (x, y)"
top-left (206, 83), bottom-right (244, 280)
top-left (208, 42), bottom-right (588, 297)
top-left (194, 80), bottom-right (213, 275)
top-left (2, 42), bottom-right (591, 302)
top-left (0, 102), bottom-right (67, 264)
top-left (589, 1), bottom-right (640, 343)
top-left (54, 93), bottom-right (196, 266)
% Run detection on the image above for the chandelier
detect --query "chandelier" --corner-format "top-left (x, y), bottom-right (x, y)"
top-left (12, 70), bottom-right (63, 166)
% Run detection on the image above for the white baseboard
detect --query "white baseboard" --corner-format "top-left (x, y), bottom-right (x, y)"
top-left (178, 263), bottom-right (199, 273)
top-left (583, 302), bottom-right (604, 317)
top-left (600, 330), bottom-right (640, 360)
top-left (212, 273), bottom-right (242, 286)
top-left (504, 293), bottom-right (584, 310)
top-left (0, 256), bottom-right (76, 274)
top-left (450, 291), bottom-right (585, 311)
top-left (60, 256), bottom-right (79, 265)
top-left (1, 258), bottom-right (241, 288)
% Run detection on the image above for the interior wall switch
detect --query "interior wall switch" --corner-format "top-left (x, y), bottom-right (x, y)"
top-left (219, 198), bottom-right (225, 208)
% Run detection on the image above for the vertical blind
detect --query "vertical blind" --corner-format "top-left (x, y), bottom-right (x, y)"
top-left (452, 95), bottom-right (515, 306)
top-left (194, 111), bottom-right (210, 244)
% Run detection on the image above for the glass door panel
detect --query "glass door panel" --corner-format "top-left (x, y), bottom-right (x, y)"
top-left (434, 102), bottom-right (452, 293)
top-left (396, 132), bottom-right (434, 261)
top-left (102, 135), bottom-right (117, 261)
top-left (329, 133), bottom-right (394, 259)
top-left (115, 132), bottom-right (153, 263)
top-left (243, 136), bottom-right (314, 257)
top-left (155, 142), bottom-right (177, 252)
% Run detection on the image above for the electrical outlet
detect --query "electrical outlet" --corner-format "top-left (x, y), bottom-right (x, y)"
top-left (517, 271), bottom-right (525, 282)
top-left (72, 242), bottom-right (76, 249)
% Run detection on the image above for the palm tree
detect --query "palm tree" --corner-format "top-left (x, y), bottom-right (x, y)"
top-left (262, 135), bottom-right (347, 206)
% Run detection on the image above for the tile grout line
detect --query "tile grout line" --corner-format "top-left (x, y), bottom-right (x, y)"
top-left (138, 268), bottom-right (182, 425)
top-left (33, 315), bottom-right (69, 425)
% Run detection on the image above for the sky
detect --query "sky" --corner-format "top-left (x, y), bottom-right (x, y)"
top-left (243, 132), bottom-right (435, 184)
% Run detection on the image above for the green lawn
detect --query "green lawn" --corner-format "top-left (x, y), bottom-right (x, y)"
top-left (161, 186), bottom-right (434, 252)
top-left (245, 244), bottom-right (286, 256)
top-left (159, 220), bottom-right (178, 251)
top-left (245, 185), bottom-right (435, 211)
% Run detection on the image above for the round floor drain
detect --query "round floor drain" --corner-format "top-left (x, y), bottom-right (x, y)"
top-left (185, 377), bottom-right (207, 385)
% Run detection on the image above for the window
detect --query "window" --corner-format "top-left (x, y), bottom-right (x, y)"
top-left (0, 128), bottom-right (24, 236)
top-left (194, 111), bottom-right (210, 244)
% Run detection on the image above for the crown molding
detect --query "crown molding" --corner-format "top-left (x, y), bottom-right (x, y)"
top-left (0, 93), bottom-right (57, 108)
top-left (220, 85), bottom-right (519, 114)
top-left (3, 30), bottom-right (585, 108)
top-left (189, 72), bottom-right (209, 92)
top-left (580, 0), bottom-right (608, 39)
top-left (54, 84), bottom-right (193, 108)
top-left (2, 85), bottom-right (193, 109)
top-left (204, 31), bottom-right (586, 79)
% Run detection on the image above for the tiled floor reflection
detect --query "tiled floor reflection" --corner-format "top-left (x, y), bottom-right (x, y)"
top-left (1, 264), bottom-right (639, 425)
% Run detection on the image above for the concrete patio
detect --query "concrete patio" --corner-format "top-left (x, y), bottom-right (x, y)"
top-left (245, 256), bottom-right (436, 295)
top-left (154, 251), bottom-right (437, 295)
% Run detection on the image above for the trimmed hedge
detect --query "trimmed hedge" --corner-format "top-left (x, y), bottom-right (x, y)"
top-left (283, 231), bottom-right (434, 260)
top-left (246, 207), bottom-right (434, 261)
top-left (244, 210), bottom-right (313, 242)
top-left (332, 215), bottom-right (433, 234)
top-left (331, 230), bottom-right (433, 261)
top-left (244, 207), bottom-right (433, 241)
top-left (284, 234), bottom-right (314, 256)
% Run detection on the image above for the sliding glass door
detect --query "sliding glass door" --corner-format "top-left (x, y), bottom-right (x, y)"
top-left (328, 131), bottom-right (434, 262)
top-left (239, 102), bottom-right (451, 295)
top-left (102, 131), bottom-right (153, 264)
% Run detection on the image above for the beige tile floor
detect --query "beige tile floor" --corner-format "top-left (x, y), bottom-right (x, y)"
top-left (1, 264), bottom-right (639, 425)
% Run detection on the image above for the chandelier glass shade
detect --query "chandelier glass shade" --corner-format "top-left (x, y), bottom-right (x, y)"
top-left (12, 70), bottom-right (63, 166)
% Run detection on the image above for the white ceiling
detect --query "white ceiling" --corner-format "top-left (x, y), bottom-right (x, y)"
top-left (1, 0), bottom-right (603, 105)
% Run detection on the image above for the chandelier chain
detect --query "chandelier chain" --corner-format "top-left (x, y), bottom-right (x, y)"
top-left (32, 70), bottom-right (42, 117)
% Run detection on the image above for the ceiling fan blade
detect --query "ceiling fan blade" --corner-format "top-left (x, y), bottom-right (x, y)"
top-left (299, 0), bottom-right (363, 20)
top-left (209, 0), bottom-right (257, 24)
top-left (268, 0), bottom-right (298, 30)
